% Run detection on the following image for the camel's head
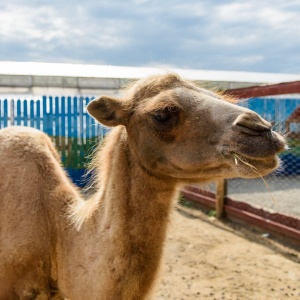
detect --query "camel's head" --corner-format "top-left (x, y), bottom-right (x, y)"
top-left (87, 74), bottom-right (286, 182)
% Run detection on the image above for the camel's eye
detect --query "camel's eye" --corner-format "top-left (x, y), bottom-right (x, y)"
top-left (152, 106), bottom-right (179, 130)
top-left (153, 108), bottom-right (172, 123)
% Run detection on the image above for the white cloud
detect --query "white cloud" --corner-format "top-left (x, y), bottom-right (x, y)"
top-left (0, 3), bottom-right (131, 49)
top-left (214, 1), bottom-right (300, 30)
top-left (233, 54), bottom-right (264, 65)
top-left (170, 2), bottom-right (208, 17)
top-left (214, 2), bottom-right (254, 23)
top-left (0, 5), bottom-right (67, 42)
top-left (207, 33), bottom-right (258, 47)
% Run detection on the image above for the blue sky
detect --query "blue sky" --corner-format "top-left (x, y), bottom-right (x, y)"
top-left (1, 0), bottom-right (300, 73)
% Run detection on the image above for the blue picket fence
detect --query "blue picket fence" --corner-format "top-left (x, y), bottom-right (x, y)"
top-left (0, 96), bottom-right (109, 186)
top-left (0, 96), bottom-right (108, 137)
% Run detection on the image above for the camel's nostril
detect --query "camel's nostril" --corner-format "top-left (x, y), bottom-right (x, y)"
top-left (234, 124), bottom-right (264, 136)
top-left (233, 112), bottom-right (272, 136)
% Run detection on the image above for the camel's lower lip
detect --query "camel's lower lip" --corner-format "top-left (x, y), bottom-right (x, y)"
top-left (231, 151), bottom-right (275, 162)
top-left (231, 151), bottom-right (279, 176)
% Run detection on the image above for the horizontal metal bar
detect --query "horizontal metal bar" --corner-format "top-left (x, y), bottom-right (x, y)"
top-left (227, 80), bottom-right (300, 98)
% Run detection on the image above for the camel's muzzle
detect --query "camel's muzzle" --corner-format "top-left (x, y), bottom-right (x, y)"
top-left (231, 112), bottom-right (286, 159)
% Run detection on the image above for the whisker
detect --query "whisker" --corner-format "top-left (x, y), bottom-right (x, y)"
top-left (232, 153), bottom-right (278, 207)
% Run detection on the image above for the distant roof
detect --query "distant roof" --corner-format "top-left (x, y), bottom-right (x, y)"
top-left (287, 106), bottom-right (300, 122)
top-left (1, 61), bottom-right (300, 84)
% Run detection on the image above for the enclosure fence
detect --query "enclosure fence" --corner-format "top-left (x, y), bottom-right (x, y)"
top-left (0, 96), bottom-right (107, 186)
top-left (0, 96), bottom-right (299, 217)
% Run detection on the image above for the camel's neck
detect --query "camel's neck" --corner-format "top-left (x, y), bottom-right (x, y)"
top-left (63, 128), bottom-right (178, 299)
top-left (97, 128), bottom-right (177, 299)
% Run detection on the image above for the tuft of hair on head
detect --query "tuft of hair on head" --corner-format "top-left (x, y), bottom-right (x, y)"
top-left (216, 90), bottom-right (240, 104)
top-left (121, 73), bottom-right (184, 101)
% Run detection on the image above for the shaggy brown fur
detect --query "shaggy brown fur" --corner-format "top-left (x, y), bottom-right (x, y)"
top-left (0, 74), bottom-right (286, 300)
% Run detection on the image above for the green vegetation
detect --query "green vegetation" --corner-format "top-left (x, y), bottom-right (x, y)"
top-left (177, 194), bottom-right (194, 209)
top-left (284, 138), bottom-right (300, 157)
top-left (207, 210), bottom-right (217, 217)
top-left (50, 136), bottom-right (102, 169)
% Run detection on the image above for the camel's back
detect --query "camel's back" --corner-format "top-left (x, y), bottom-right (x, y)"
top-left (0, 126), bottom-right (74, 298)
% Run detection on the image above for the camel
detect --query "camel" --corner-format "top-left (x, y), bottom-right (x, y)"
top-left (0, 74), bottom-right (286, 300)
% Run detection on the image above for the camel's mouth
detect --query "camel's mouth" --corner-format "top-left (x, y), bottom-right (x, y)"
top-left (225, 129), bottom-right (286, 178)
top-left (230, 151), bottom-right (280, 178)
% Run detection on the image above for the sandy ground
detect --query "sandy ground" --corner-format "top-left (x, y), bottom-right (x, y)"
top-left (153, 206), bottom-right (300, 300)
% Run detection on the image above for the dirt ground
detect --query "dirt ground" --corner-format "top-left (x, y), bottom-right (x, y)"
top-left (153, 206), bottom-right (300, 300)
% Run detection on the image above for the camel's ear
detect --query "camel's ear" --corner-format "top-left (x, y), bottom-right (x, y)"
top-left (87, 96), bottom-right (129, 127)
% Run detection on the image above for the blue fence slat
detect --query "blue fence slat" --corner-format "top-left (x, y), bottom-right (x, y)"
top-left (30, 100), bottom-right (35, 127)
top-left (79, 97), bottom-right (84, 160)
top-left (4, 100), bottom-right (7, 127)
top-left (4, 100), bottom-right (8, 127)
top-left (60, 96), bottom-right (66, 163)
top-left (61, 96), bottom-right (66, 138)
top-left (42, 96), bottom-right (48, 134)
top-left (78, 97), bottom-right (84, 140)
top-left (48, 97), bottom-right (54, 136)
top-left (55, 97), bottom-right (60, 137)
top-left (23, 100), bottom-right (28, 126)
top-left (16, 100), bottom-right (22, 125)
top-left (85, 97), bottom-right (91, 139)
top-left (67, 96), bottom-right (72, 138)
top-left (73, 96), bottom-right (78, 138)
top-left (36, 100), bottom-right (41, 130)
